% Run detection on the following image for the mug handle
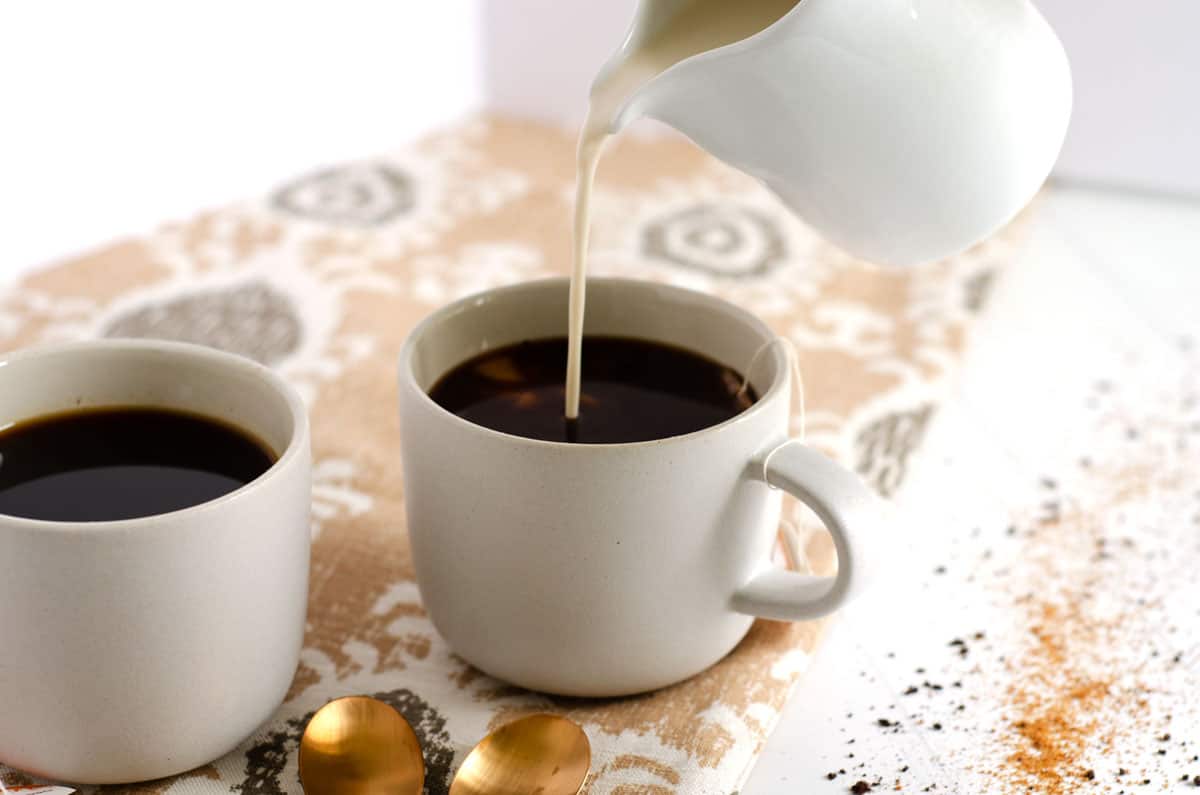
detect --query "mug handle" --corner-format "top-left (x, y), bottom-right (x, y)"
top-left (731, 441), bottom-right (884, 622)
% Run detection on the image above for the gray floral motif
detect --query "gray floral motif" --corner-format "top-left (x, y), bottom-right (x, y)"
top-left (103, 282), bottom-right (302, 365)
top-left (643, 203), bottom-right (787, 278)
top-left (964, 269), bottom-right (996, 313)
top-left (271, 163), bottom-right (415, 226)
top-left (233, 688), bottom-right (454, 795)
top-left (855, 404), bottom-right (934, 497)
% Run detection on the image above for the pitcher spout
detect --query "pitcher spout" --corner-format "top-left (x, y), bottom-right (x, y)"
top-left (593, 0), bottom-right (803, 137)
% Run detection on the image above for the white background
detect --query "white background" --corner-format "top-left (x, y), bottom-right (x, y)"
top-left (0, 2), bottom-right (482, 276)
top-left (1035, 0), bottom-right (1200, 196)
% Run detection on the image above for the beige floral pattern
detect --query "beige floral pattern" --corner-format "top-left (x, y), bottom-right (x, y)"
top-left (0, 116), bottom-right (1028, 794)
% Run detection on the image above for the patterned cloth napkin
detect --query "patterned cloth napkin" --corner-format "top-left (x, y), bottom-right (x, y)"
top-left (0, 116), bottom-right (1024, 794)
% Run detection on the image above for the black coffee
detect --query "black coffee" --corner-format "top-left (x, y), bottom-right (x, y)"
top-left (429, 336), bottom-right (757, 444)
top-left (0, 407), bottom-right (276, 522)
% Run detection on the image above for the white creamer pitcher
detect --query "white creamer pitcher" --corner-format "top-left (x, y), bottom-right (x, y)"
top-left (598, 0), bottom-right (1073, 266)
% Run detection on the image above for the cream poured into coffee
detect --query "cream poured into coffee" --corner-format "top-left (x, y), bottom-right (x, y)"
top-left (430, 336), bottom-right (756, 444)
top-left (566, 0), bottom-right (800, 419)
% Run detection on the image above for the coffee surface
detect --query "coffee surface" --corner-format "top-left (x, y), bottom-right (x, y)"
top-left (0, 407), bottom-right (275, 521)
top-left (430, 336), bottom-right (757, 444)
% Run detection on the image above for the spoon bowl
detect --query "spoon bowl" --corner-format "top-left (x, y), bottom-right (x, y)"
top-left (299, 696), bottom-right (424, 795)
top-left (449, 713), bottom-right (590, 795)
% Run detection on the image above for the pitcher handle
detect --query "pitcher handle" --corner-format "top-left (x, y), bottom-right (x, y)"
top-left (731, 441), bottom-right (884, 621)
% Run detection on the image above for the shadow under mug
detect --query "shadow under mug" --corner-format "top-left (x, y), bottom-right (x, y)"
top-left (0, 340), bottom-right (311, 785)
top-left (398, 277), bottom-right (887, 697)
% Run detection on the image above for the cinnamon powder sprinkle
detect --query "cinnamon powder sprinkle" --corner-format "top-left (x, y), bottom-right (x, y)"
top-left (1002, 600), bottom-right (1116, 792)
top-left (992, 491), bottom-right (1134, 795)
top-left (989, 378), bottom-right (1196, 792)
top-left (818, 370), bottom-right (1199, 792)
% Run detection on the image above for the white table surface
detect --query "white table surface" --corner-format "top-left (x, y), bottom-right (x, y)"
top-left (2, 182), bottom-right (1196, 792)
top-left (744, 184), bottom-right (1200, 793)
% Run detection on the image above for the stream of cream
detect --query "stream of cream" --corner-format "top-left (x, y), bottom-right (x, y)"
top-left (565, 0), bottom-right (800, 420)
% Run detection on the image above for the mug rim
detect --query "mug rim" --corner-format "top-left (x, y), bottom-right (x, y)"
top-left (398, 276), bottom-right (789, 451)
top-left (0, 338), bottom-right (309, 533)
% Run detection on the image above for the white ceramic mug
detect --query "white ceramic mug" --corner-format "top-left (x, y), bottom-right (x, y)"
top-left (603, 0), bottom-right (1072, 266)
top-left (0, 340), bottom-right (311, 785)
top-left (398, 278), bottom-right (886, 697)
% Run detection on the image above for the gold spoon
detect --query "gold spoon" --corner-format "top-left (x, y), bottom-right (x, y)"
top-left (299, 696), bottom-right (424, 795)
top-left (449, 713), bottom-right (591, 795)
